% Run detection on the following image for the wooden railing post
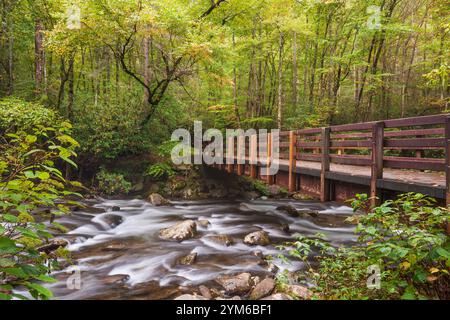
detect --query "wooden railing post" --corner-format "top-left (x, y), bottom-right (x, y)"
top-left (371, 121), bottom-right (384, 207)
top-left (445, 116), bottom-right (450, 234)
top-left (320, 127), bottom-right (331, 202)
top-left (227, 136), bottom-right (234, 173)
top-left (267, 132), bottom-right (274, 185)
top-left (250, 134), bottom-right (258, 179)
top-left (289, 131), bottom-right (297, 192)
top-left (237, 135), bottom-right (244, 176)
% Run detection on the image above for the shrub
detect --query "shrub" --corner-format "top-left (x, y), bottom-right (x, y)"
top-left (0, 98), bottom-right (61, 133)
top-left (95, 168), bottom-right (132, 195)
top-left (145, 163), bottom-right (175, 181)
top-left (0, 100), bottom-right (82, 300)
top-left (277, 193), bottom-right (450, 300)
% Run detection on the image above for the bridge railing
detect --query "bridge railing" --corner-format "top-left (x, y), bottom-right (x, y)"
top-left (221, 113), bottom-right (450, 206)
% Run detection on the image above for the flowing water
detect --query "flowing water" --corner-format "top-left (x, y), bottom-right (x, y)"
top-left (46, 198), bottom-right (357, 300)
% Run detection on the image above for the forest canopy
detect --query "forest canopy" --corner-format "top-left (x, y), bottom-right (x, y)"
top-left (0, 0), bottom-right (448, 164)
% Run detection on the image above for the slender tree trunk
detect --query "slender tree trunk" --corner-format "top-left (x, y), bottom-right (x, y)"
top-left (34, 19), bottom-right (44, 92)
top-left (143, 37), bottom-right (150, 102)
top-left (292, 31), bottom-right (298, 108)
top-left (7, 17), bottom-right (13, 95)
top-left (232, 33), bottom-right (241, 127)
top-left (277, 32), bottom-right (284, 129)
top-left (67, 56), bottom-right (75, 120)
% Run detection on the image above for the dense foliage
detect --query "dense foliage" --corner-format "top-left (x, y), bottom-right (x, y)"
top-left (95, 168), bottom-right (132, 196)
top-left (0, 98), bottom-right (81, 300)
top-left (278, 193), bottom-right (450, 300)
top-left (0, 1), bottom-right (448, 170)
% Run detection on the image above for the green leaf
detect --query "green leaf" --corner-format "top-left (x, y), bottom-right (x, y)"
top-left (0, 293), bottom-right (12, 300)
top-left (2, 214), bottom-right (19, 223)
top-left (0, 236), bottom-right (16, 249)
top-left (26, 283), bottom-right (53, 299)
top-left (436, 247), bottom-right (450, 259)
top-left (0, 258), bottom-right (16, 267)
top-left (25, 135), bottom-right (37, 143)
top-left (35, 274), bottom-right (57, 283)
top-left (37, 171), bottom-right (50, 181)
top-left (60, 156), bottom-right (78, 169)
top-left (3, 267), bottom-right (28, 278)
top-left (401, 286), bottom-right (416, 300)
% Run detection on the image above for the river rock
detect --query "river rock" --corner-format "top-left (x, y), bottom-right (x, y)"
top-left (244, 231), bottom-right (270, 246)
top-left (267, 185), bottom-right (283, 197)
top-left (207, 234), bottom-right (234, 246)
top-left (132, 182), bottom-right (144, 192)
top-left (267, 263), bottom-right (279, 274)
top-left (253, 250), bottom-right (264, 258)
top-left (283, 284), bottom-right (313, 300)
top-left (102, 214), bottom-right (123, 228)
top-left (276, 205), bottom-right (299, 217)
top-left (111, 206), bottom-right (121, 211)
top-left (261, 293), bottom-right (294, 300)
top-left (174, 294), bottom-right (208, 300)
top-left (215, 273), bottom-right (253, 295)
top-left (37, 239), bottom-right (69, 254)
top-left (103, 274), bottom-right (130, 285)
top-left (292, 193), bottom-right (314, 201)
top-left (148, 193), bottom-right (171, 206)
top-left (215, 296), bottom-right (242, 300)
top-left (298, 209), bottom-right (319, 218)
top-left (280, 223), bottom-right (290, 232)
top-left (159, 220), bottom-right (197, 242)
top-left (198, 285), bottom-right (213, 299)
top-left (103, 242), bottom-right (126, 251)
top-left (82, 206), bottom-right (107, 214)
top-left (250, 278), bottom-right (276, 300)
top-left (178, 252), bottom-right (198, 265)
top-left (197, 220), bottom-right (211, 228)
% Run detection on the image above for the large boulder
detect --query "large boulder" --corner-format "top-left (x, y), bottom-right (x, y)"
top-left (215, 273), bottom-right (253, 296)
top-left (148, 193), bottom-right (171, 206)
top-left (159, 220), bottom-right (197, 242)
top-left (249, 278), bottom-right (276, 300)
top-left (244, 231), bottom-right (270, 246)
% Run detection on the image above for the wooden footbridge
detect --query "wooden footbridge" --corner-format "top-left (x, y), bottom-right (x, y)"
top-left (210, 114), bottom-right (450, 207)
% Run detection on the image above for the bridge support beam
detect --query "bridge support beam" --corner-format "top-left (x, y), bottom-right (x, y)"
top-left (371, 122), bottom-right (385, 207)
top-left (289, 131), bottom-right (297, 192)
top-left (320, 127), bottom-right (331, 202)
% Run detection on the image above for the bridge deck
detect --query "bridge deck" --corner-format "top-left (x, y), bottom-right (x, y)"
top-left (244, 157), bottom-right (445, 188)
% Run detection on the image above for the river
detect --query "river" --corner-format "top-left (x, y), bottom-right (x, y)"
top-left (46, 198), bottom-right (357, 300)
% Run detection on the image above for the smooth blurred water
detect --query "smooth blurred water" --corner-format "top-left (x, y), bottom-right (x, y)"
top-left (46, 198), bottom-right (357, 300)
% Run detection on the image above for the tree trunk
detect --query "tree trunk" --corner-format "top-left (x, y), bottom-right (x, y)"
top-left (34, 19), bottom-right (44, 92)
top-left (292, 31), bottom-right (298, 108)
top-left (277, 32), bottom-right (284, 129)
top-left (232, 33), bottom-right (241, 127)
